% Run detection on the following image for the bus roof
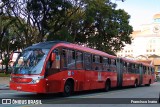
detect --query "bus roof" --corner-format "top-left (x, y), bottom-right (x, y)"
top-left (25, 41), bottom-right (116, 59)
top-left (121, 58), bottom-right (141, 64)
top-left (54, 42), bottom-right (116, 59)
top-left (141, 62), bottom-right (153, 67)
top-left (25, 41), bottom-right (69, 50)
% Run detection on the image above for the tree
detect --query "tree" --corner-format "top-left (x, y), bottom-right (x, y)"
top-left (0, 0), bottom-right (34, 73)
top-left (0, 13), bottom-right (24, 73)
top-left (26, 0), bottom-right (85, 43)
top-left (1, 0), bottom-right (42, 47)
top-left (82, 0), bottom-right (133, 54)
top-left (1, 0), bottom-right (133, 56)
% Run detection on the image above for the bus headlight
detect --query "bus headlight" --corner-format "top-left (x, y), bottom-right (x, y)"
top-left (32, 79), bottom-right (40, 84)
top-left (10, 78), bottom-right (12, 82)
top-left (31, 76), bottom-right (44, 84)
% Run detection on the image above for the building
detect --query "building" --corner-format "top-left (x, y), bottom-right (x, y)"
top-left (116, 13), bottom-right (160, 77)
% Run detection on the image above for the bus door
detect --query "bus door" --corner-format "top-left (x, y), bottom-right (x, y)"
top-left (91, 55), bottom-right (103, 89)
top-left (142, 66), bottom-right (148, 85)
top-left (147, 67), bottom-right (152, 83)
top-left (126, 63), bottom-right (136, 86)
top-left (75, 51), bottom-right (85, 91)
top-left (122, 62), bottom-right (129, 86)
top-left (151, 67), bottom-right (155, 83)
top-left (84, 53), bottom-right (92, 90)
top-left (139, 64), bottom-right (143, 85)
top-left (109, 59), bottom-right (117, 87)
top-left (116, 58), bottom-right (123, 87)
top-left (45, 49), bottom-right (61, 93)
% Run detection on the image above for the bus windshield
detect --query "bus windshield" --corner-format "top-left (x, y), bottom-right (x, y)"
top-left (13, 49), bottom-right (49, 74)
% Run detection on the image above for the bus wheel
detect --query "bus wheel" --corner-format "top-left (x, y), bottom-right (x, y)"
top-left (146, 80), bottom-right (151, 86)
top-left (63, 81), bottom-right (72, 97)
top-left (134, 80), bottom-right (138, 88)
top-left (104, 80), bottom-right (110, 92)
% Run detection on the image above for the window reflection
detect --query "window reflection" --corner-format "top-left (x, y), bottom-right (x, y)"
top-left (13, 49), bottom-right (49, 74)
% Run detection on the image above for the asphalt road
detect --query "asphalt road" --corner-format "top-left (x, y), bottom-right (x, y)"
top-left (0, 82), bottom-right (160, 107)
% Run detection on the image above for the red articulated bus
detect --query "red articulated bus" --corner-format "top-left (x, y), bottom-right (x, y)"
top-left (141, 63), bottom-right (155, 86)
top-left (10, 41), bottom-right (155, 96)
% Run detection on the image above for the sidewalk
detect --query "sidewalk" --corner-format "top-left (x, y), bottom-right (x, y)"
top-left (0, 77), bottom-right (10, 90)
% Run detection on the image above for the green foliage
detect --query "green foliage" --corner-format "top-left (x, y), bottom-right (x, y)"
top-left (83, 0), bottom-right (133, 54)
top-left (0, 72), bottom-right (10, 77)
top-left (0, 0), bottom-right (133, 56)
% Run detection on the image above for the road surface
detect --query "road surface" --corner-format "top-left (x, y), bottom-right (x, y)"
top-left (0, 82), bottom-right (160, 107)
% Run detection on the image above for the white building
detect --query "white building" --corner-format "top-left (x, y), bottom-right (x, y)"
top-left (117, 13), bottom-right (160, 58)
top-left (116, 13), bottom-right (160, 77)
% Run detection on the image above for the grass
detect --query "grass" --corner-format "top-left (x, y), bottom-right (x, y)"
top-left (0, 72), bottom-right (10, 77)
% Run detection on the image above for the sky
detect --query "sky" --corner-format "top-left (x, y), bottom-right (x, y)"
top-left (112, 0), bottom-right (160, 31)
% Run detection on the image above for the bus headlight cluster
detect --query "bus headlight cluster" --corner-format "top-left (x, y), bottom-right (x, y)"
top-left (32, 79), bottom-right (40, 84)
top-left (10, 78), bottom-right (12, 82)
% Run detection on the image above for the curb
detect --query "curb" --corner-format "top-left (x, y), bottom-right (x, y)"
top-left (0, 88), bottom-right (9, 90)
top-left (0, 85), bottom-right (9, 90)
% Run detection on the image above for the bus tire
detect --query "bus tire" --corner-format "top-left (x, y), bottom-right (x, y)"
top-left (134, 80), bottom-right (138, 88)
top-left (146, 79), bottom-right (151, 86)
top-left (104, 80), bottom-right (110, 92)
top-left (36, 93), bottom-right (44, 95)
top-left (63, 81), bottom-right (73, 97)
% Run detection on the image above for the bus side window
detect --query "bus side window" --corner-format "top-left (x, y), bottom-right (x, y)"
top-left (100, 56), bottom-right (103, 71)
top-left (127, 63), bottom-right (132, 73)
top-left (76, 51), bottom-right (83, 69)
top-left (107, 58), bottom-right (111, 72)
top-left (108, 58), bottom-right (111, 65)
top-left (148, 67), bottom-right (150, 75)
top-left (96, 55), bottom-right (100, 70)
top-left (149, 67), bottom-right (151, 75)
top-left (45, 49), bottom-right (60, 77)
top-left (143, 66), bottom-right (146, 74)
top-left (68, 50), bottom-right (76, 69)
top-left (103, 57), bottom-right (109, 71)
top-left (92, 55), bottom-right (102, 71)
top-left (50, 49), bottom-right (60, 69)
top-left (92, 55), bottom-right (99, 70)
top-left (61, 49), bottom-right (68, 69)
top-left (145, 67), bottom-right (147, 75)
top-left (135, 64), bottom-right (139, 74)
top-left (123, 62), bottom-right (128, 73)
top-left (111, 59), bottom-right (116, 65)
top-left (131, 64), bottom-right (135, 74)
top-left (146, 67), bottom-right (149, 75)
top-left (151, 67), bottom-right (154, 75)
top-left (110, 59), bottom-right (116, 72)
top-left (84, 53), bottom-right (91, 70)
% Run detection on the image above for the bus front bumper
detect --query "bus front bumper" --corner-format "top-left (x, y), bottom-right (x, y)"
top-left (10, 81), bottom-right (47, 93)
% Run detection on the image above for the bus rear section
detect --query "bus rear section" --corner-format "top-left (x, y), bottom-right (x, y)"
top-left (141, 63), bottom-right (155, 86)
top-left (116, 58), bottom-right (155, 87)
top-left (117, 58), bottom-right (141, 88)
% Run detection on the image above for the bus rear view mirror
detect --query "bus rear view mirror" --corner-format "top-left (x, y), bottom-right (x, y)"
top-left (51, 53), bottom-right (56, 62)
